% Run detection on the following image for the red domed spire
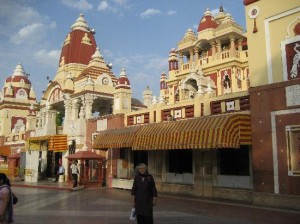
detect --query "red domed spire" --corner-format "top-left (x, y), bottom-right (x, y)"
top-left (58, 13), bottom-right (97, 67)
top-left (5, 63), bottom-right (30, 84)
top-left (197, 8), bottom-right (218, 32)
top-left (3, 63), bottom-right (36, 100)
top-left (116, 69), bottom-right (131, 89)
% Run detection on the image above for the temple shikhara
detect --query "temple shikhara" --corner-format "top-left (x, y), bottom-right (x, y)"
top-left (0, 1), bottom-right (300, 210)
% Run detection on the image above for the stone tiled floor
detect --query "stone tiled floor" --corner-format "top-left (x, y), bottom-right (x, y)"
top-left (10, 181), bottom-right (300, 224)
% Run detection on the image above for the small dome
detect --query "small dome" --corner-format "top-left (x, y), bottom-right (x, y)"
top-left (197, 8), bottom-right (218, 32)
top-left (92, 47), bottom-right (104, 60)
top-left (185, 28), bottom-right (195, 36)
top-left (215, 4), bottom-right (226, 21)
top-left (169, 48), bottom-right (176, 54)
top-left (3, 63), bottom-right (35, 100)
top-left (168, 48), bottom-right (178, 61)
top-left (71, 13), bottom-right (90, 32)
top-left (116, 69), bottom-right (131, 89)
top-left (178, 28), bottom-right (197, 46)
top-left (5, 63), bottom-right (30, 84)
top-left (160, 72), bottom-right (167, 78)
top-left (78, 47), bottom-right (116, 83)
top-left (143, 85), bottom-right (152, 95)
top-left (81, 47), bottom-right (108, 71)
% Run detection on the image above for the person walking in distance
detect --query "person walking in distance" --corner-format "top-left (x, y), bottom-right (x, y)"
top-left (70, 160), bottom-right (79, 188)
top-left (53, 163), bottom-right (65, 183)
top-left (131, 163), bottom-right (157, 224)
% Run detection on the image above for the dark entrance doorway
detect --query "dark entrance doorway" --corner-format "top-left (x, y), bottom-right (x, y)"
top-left (46, 151), bottom-right (62, 178)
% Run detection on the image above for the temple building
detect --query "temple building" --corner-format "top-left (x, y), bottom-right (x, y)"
top-left (0, 1), bottom-right (299, 210)
top-left (93, 6), bottom-right (252, 199)
top-left (17, 14), bottom-right (143, 184)
top-left (0, 64), bottom-right (38, 177)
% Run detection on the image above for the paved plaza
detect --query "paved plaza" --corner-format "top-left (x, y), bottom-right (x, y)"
top-left (10, 181), bottom-right (300, 224)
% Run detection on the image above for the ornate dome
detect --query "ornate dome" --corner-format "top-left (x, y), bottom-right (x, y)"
top-left (143, 85), bottom-right (152, 95)
top-left (5, 63), bottom-right (30, 84)
top-left (78, 48), bottom-right (116, 82)
top-left (58, 13), bottom-right (97, 67)
top-left (215, 4), bottom-right (226, 22)
top-left (197, 8), bottom-right (218, 32)
top-left (116, 69), bottom-right (131, 89)
top-left (3, 63), bottom-right (36, 100)
top-left (168, 48), bottom-right (178, 61)
top-left (160, 71), bottom-right (167, 78)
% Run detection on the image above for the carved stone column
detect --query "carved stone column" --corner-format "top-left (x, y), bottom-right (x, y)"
top-left (216, 40), bottom-right (221, 60)
top-left (71, 99), bottom-right (80, 120)
top-left (64, 99), bottom-right (72, 122)
top-left (210, 41), bottom-right (217, 61)
top-left (189, 49), bottom-right (194, 63)
top-left (237, 39), bottom-right (243, 51)
top-left (229, 36), bottom-right (236, 57)
top-left (194, 47), bottom-right (199, 64)
top-left (84, 94), bottom-right (94, 119)
top-left (63, 99), bottom-right (72, 133)
top-left (179, 53), bottom-right (184, 71)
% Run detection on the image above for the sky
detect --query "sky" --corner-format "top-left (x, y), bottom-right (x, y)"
top-left (0, 0), bottom-right (246, 102)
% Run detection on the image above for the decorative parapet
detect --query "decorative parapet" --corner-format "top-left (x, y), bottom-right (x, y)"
top-left (126, 91), bottom-right (250, 126)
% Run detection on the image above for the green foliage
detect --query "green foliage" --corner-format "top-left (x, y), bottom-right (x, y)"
top-left (56, 112), bottom-right (64, 126)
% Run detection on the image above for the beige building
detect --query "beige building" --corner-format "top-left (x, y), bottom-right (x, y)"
top-left (0, 0), bottom-right (298, 210)
top-left (93, 6), bottom-right (253, 202)
top-left (22, 14), bottom-right (144, 184)
top-left (0, 64), bottom-right (38, 177)
top-left (244, 0), bottom-right (300, 208)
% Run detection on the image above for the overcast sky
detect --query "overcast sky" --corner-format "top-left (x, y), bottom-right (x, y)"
top-left (0, 0), bottom-right (246, 101)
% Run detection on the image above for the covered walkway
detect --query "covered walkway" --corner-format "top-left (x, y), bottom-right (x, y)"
top-left (93, 113), bottom-right (252, 150)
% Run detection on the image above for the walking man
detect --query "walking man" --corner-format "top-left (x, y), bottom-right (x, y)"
top-left (70, 160), bottom-right (79, 188)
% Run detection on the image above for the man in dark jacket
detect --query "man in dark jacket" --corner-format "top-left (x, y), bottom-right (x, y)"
top-left (131, 163), bottom-right (157, 224)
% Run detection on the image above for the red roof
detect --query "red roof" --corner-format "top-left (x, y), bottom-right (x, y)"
top-left (6, 76), bottom-right (31, 84)
top-left (59, 29), bottom-right (97, 66)
top-left (116, 76), bottom-right (131, 89)
top-left (66, 150), bottom-right (104, 160)
top-left (197, 15), bottom-right (218, 32)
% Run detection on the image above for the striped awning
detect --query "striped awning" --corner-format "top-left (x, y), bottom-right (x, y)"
top-left (132, 113), bottom-right (251, 150)
top-left (48, 135), bottom-right (68, 152)
top-left (93, 126), bottom-right (141, 150)
top-left (27, 135), bottom-right (51, 141)
top-left (27, 135), bottom-right (68, 152)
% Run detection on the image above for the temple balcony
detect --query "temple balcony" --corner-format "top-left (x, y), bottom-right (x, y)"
top-left (178, 49), bottom-right (248, 74)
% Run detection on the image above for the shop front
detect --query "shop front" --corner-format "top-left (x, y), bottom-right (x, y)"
top-left (93, 113), bottom-right (253, 200)
top-left (26, 135), bottom-right (68, 182)
top-left (93, 126), bottom-right (141, 188)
